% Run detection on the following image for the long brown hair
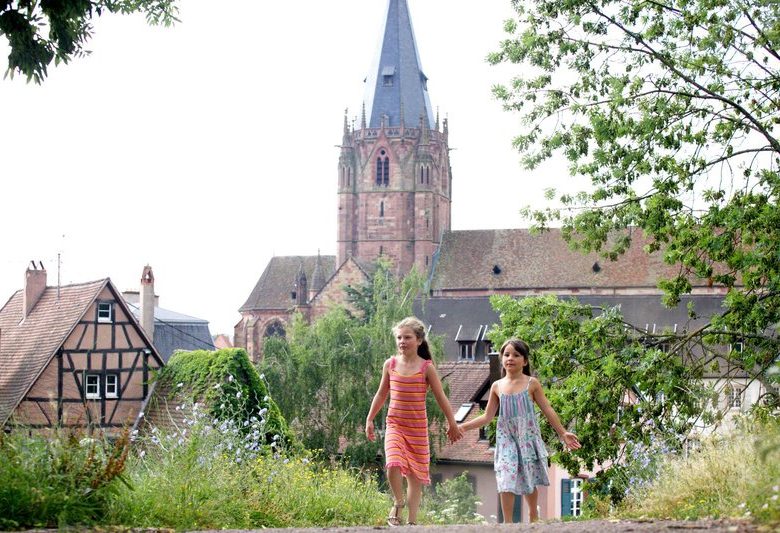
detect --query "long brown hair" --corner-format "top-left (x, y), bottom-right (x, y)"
top-left (500, 338), bottom-right (532, 376)
top-left (393, 316), bottom-right (432, 360)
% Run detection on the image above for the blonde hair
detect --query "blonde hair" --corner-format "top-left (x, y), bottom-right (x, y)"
top-left (392, 316), bottom-right (432, 360)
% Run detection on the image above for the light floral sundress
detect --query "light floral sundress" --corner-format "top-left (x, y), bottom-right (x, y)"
top-left (494, 380), bottom-right (550, 495)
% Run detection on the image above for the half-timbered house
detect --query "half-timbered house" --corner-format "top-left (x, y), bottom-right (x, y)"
top-left (0, 263), bottom-right (163, 434)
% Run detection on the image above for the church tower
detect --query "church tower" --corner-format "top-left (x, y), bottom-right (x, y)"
top-left (337, 0), bottom-right (452, 275)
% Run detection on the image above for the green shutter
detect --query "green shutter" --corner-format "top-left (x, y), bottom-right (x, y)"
top-left (561, 478), bottom-right (572, 516)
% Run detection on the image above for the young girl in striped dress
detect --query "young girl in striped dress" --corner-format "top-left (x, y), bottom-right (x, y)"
top-left (458, 339), bottom-right (581, 523)
top-left (365, 316), bottom-right (463, 526)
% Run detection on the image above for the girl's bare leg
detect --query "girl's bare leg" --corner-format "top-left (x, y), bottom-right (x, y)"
top-left (406, 475), bottom-right (423, 524)
top-left (387, 467), bottom-right (406, 522)
top-left (499, 492), bottom-right (517, 523)
top-left (525, 488), bottom-right (539, 522)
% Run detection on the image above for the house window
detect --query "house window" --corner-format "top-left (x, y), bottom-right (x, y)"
top-left (454, 403), bottom-right (473, 423)
top-left (85, 373), bottom-right (100, 399)
top-left (730, 341), bottom-right (744, 354)
top-left (97, 302), bottom-right (113, 323)
top-left (459, 342), bottom-right (474, 360)
top-left (571, 478), bottom-right (583, 516)
top-left (728, 384), bottom-right (744, 409)
top-left (561, 478), bottom-right (584, 517)
top-left (105, 374), bottom-right (119, 398)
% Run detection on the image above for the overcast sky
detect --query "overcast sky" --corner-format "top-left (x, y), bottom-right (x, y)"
top-left (0, 1), bottom-right (574, 337)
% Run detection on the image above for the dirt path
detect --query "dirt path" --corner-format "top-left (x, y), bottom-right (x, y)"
top-left (203, 518), bottom-right (766, 533)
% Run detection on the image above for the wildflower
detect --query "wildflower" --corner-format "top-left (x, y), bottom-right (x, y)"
top-left (236, 391), bottom-right (242, 398)
top-left (139, 450), bottom-right (146, 458)
top-left (177, 382), bottom-right (184, 388)
top-left (302, 458), bottom-right (310, 464)
top-left (259, 373), bottom-right (265, 379)
top-left (258, 407), bottom-right (268, 416)
top-left (264, 395), bottom-right (269, 402)
top-left (138, 411), bottom-right (145, 418)
top-left (774, 485), bottom-right (779, 492)
top-left (283, 458), bottom-right (290, 464)
top-left (175, 405), bottom-right (181, 411)
top-left (738, 503), bottom-right (746, 509)
top-left (228, 375), bottom-right (234, 382)
top-left (762, 504), bottom-right (769, 510)
top-left (772, 495), bottom-right (778, 501)
top-left (214, 383), bottom-right (221, 388)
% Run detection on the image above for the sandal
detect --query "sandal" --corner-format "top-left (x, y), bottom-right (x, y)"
top-left (387, 501), bottom-right (405, 527)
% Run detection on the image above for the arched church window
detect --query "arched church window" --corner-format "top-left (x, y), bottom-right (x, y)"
top-left (264, 321), bottom-right (286, 338)
top-left (420, 166), bottom-right (424, 184)
top-left (376, 149), bottom-right (389, 186)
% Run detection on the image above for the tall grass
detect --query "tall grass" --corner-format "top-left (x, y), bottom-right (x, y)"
top-left (620, 420), bottom-right (780, 525)
top-left (0, 428), bottom-right (130, 529)
top-left (107, 401), bottom-right (388, 529)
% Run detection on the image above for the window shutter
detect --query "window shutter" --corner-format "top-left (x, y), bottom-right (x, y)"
top-left (561, 478), bottom-right (572, 516)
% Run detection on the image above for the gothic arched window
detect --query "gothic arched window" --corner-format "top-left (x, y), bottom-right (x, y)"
top-left (264, 320), bottom-right (286, 339)
top-left (376, 149), bottom-right (389, 186)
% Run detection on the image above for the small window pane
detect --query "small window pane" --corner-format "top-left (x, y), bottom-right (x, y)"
top-left (105, 374), bottom-right (118, 398)
top-left (86, 374), bottom-right (100, 399)
top-left (97, 302), bottom-right (113, 322)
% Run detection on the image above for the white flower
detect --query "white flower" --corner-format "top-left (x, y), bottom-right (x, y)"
top-left (762, 504), bottom-right (769, 510)
top-left (738, 503), bottom-right (746, 509)
top-left (139, 450), bottom-right (146, 458)
top-left (236, 391), bottom-right (242, 398)
top-left (774, 485), bottom-right (780, 492)
top-left (263, 395), bottom-right (269, 402)
top-left (137, 411), bottom-right (144, 418)
top-left (772, 495), bottom-right (778, 501)
top-left (259, 373), bottom-right (265, 379)
top-left (228, 375), bottom-right (234, 382)
top-left (177, 382), bottom-right (184, 388)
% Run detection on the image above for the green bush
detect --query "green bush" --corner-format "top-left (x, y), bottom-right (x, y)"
top-left (620, 418), bottom-right (780, 526)
top-left (422, 473), bottom-right (486, 524)
top-left (0, 428), bottom-right (130, 529)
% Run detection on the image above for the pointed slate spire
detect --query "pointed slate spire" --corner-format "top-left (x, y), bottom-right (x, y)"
top-left (311, 251), bottom-right (326, 293)
top-left (364, 0), bottom-right (434, 130)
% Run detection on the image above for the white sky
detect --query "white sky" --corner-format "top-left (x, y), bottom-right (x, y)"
top-left (0, 0), bottom-right (573, 337)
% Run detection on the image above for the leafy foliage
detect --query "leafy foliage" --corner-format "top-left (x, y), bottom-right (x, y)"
top-left (156, 348), bottom-right (292, 446)
top-left (423, 473), bottom-right (485, 524)
top-left (1, 0), bottom-right (179, 82)
top-left (488, 294), bottom-right (718, 500)
top-left (490, 0), bottom-right (780, 418)
top-left (260, 261), bottom-right (446, 464)
top-left (0, 427), bottom-right (131, 529)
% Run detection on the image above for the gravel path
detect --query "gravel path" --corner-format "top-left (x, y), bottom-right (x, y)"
top-left (202, 518), bottom-right (765, 533)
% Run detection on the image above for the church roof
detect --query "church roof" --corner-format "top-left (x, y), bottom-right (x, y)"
top-left (240, 255), bottom-right (337, 312)
top-left (429, 228), bottom-right (707, 292)
top-left (364, 0), bottom-right (434, 129)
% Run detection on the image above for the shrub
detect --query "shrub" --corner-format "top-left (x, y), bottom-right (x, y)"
top-left (422, 473), bottom-right (485, 524)
top-left (0, 428), bottom-right (130, 529)
top-left (620, 419), bottom-right (780, 525)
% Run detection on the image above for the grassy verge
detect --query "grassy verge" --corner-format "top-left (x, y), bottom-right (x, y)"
top-left (619, 420), bottom-right (780, 526)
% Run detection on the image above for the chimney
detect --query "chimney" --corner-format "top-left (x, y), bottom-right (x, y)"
top-left (140, 265), bottom-right (155, 339)
top-left (23, 261), bottom-right (47, 318)
top-left (488, 349), bottom-right (502, 385)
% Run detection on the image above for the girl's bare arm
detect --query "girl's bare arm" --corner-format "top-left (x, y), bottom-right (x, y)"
top-left (530, 378), bottom-right (581, 450)
top-left (459, 381), bottom-right (500, 432)
top-left (365, 359), bottom-right (391, 441)
top-left (426, 364), bottom-right (464, 442)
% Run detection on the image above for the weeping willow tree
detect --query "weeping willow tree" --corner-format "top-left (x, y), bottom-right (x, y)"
top-left (260, 260), bottom-right (445, 465)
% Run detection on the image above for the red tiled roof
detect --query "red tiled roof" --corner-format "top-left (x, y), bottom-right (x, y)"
top-left (435, 360), bottom-right (493, 464)
top-left (0, 279), bottom-right (108, 424)
top-left (430, 228), bottom-right (698, 292)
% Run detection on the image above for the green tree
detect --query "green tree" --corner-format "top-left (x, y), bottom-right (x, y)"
top-left (490, 0), bottom-right (780, 408)
top-left (260, 261), bottom-right (446, 465)
top-left (488, 294), bottom-right (716, 501)
top-left (1, 0), bottom-right (179, 82)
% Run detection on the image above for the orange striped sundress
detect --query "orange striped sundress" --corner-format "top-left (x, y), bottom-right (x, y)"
top-left (384, 357), bottom-right (433, 484)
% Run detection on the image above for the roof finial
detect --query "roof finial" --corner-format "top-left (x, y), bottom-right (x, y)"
top-left (344, 108), bottom-right (349, 135)
top-left (361, 102), bottom-right (367, 130)
top-left (435, 107), bottom-right (440, 131)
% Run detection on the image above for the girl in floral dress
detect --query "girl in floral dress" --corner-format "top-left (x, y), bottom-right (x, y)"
top-left (458, 339), bottom-right (581, 523)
